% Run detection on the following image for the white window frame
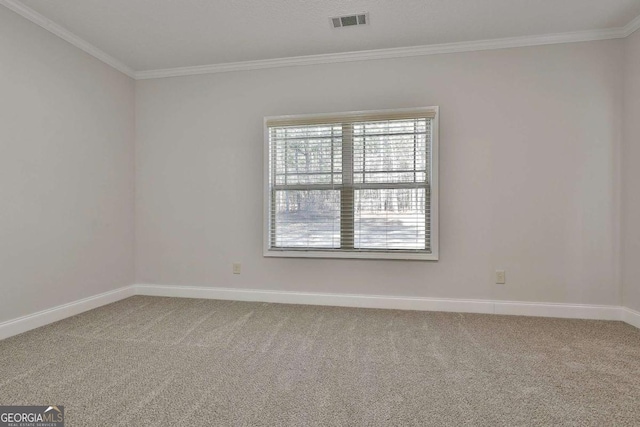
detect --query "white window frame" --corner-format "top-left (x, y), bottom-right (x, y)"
top-left (263, 107), bottom-right (439, 261)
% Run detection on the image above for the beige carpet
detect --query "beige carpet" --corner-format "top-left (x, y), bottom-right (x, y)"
top-left (1, 296), bottom-right (639, 426)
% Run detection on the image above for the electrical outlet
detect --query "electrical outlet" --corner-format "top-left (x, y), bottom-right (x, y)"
top-left (496, 270), bottom-right (506, 284)
top-left (232, 263), bottom-right (241, 274)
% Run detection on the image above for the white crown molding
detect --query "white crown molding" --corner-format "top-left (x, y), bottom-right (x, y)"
top-left (0, 286), bottom-right (135, 340)
top-left (0, 0), bottom-right (135, 78)
top-left (135, 27), bottom-right (627, 79)
top-left (623, 13), bottom-right (640, 37)
top-left (1, 0), bottom-right (639, 80)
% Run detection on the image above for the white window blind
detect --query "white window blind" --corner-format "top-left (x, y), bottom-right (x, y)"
top-left (264, 108), bottom-right (438, 260)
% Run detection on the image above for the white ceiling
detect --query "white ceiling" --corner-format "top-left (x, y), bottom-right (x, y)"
top-left (11, 0), bottom-right (640, 72)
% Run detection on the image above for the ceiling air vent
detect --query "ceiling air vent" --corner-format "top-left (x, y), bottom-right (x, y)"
top-left (331, 13), bottom-right (369, 29)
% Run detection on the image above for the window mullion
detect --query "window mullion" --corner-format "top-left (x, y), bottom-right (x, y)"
top-left (270, 131), bottom-right (277, 248)
top-left (341, 123), bottom-right (354, 250)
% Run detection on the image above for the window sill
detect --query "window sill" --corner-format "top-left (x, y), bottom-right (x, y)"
top-left (263, 249), bottom-right (438, 261)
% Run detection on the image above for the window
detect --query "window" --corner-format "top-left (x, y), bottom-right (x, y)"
top-left (264, 107), bottom-right (438, 260)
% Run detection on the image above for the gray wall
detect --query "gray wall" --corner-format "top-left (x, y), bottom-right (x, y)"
top-left (622, 30), bottom-right (640, 313)
top-left (4, 1), bottom-right (638, 320)
top-left (136, 40), bottom-right (624, 305)
top-left (0, 7), bottom-right (135, 322)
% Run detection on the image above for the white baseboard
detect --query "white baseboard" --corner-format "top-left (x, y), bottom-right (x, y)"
top-left (493, 301), bottom-right (622, 321)
top-left (133, 284), bottom-right (495, 314)
top-left (134, 284), bottom-right (625, 322)
top-left (622, 307), bottom-right (640, 329)
top-left (0, 286), bottom-right (135, 340)
top-left (1, 284), bottom-right (637, 341)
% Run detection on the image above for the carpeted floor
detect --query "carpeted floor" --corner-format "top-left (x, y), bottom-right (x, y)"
top-left (1, 296), bottom-right (639, 426)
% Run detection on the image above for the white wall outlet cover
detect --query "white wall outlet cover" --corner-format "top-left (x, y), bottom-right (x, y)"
top-left (232, 263), bottom-right (241, 274)
top-left (496, 270), bottom-right (506, 284)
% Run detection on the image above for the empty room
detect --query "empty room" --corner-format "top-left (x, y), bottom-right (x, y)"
top-left (1, 0), bottom-right (640, 425)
